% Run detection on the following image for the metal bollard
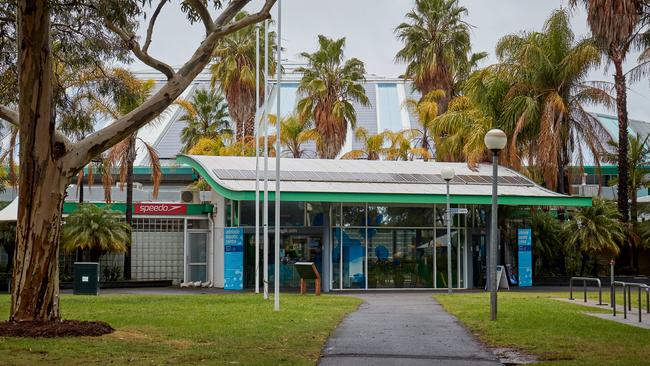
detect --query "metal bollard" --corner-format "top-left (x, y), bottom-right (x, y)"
top-left (646, 288), bottom-right (649, 314)
top-left (612, 286), bottom-right (616, 316)
top-left (584, 280), bottom-right (587, 302)
top-left (623, 285), bottom-right (627, 319)
top-left (610, 260), bottom-right (615, 309)
top-left (628, 286), bottom-right (632, 311)
top-left (639, 287), bottom-right (642, 323)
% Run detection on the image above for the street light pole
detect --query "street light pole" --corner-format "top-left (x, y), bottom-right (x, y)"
top-left (441, 168), bottom-right (455, 295)
top-left (484, 129), bottom-right (507, 321)
top-left (263, 19), bottom-right (270, 301)
top-left (254, 25), bottom-right (260, 294)
top-left (274, 0), bottom-right (282, 312)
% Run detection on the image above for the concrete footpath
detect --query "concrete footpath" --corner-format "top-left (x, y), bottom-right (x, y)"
top-left (319, 293), bottom-right (501, 366)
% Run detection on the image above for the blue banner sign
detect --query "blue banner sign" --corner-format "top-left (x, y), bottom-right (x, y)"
top-left (224, 228), bottom-right (244, 290)
top-left (517, 228), bottom-right (532, 287)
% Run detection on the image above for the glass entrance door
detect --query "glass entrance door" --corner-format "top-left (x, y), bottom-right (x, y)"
top-left (187, 232), bottom-right (208, 282)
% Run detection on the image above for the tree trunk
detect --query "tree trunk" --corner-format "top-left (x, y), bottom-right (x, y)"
top-left (614, 57), bottom-right (630, 223)
top-left (10, 1), bottom-right (69, 323)
top-left (579, 252), bottom-right (588, 277)
top-left (123, 138), bottom-right (136, 280)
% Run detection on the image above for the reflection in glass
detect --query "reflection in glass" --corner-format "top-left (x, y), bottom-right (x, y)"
top-left (336, 228), bottom-right (366, 289)
top-left (367, 229), bottom-right (434, 288)
top-left (367, 205), bottom-right (434, 227)
top-left (435, 229), bottom-right (459, 288)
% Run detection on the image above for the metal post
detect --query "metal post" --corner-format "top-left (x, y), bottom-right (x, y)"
top-left (610, 260), bottom-right (614, 308)
top-left (583, 280), bottom-right (587, 303)
top-left (273, 0), bottom-right (282, 312)
top-left (623, 285), bottom-right (627, 319)
top-left (612, 285), bottom-right (616, 316)
top-left (639, 287), bottom-right (642, 323)
top-left (262, 19), bottom-right (269, 301)
top-left (489, 151), bottom-right (498, 321)
top-left (569, 278), bottom-right (574, 300)
top-left (628, 286), bottom-right (632, 311)
top-left (254, 26), bottom-right (260, 295)
top-left (446, 180), bottom-right (452, 295)
top-left (646, 287), bottom-right (649, 314)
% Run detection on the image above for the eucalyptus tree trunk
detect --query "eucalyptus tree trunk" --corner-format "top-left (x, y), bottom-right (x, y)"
top-left (5, 0), bottom-right (275, 323)
top-left (10, 1), bottom-right (68, 322)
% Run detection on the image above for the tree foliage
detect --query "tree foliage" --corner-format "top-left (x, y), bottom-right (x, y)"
top-left (177, 88), bottom-right (231, 153)
top-left (296, 36), bottom-right (369, 159)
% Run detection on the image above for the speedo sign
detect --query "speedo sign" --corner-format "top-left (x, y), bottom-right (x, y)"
top-left (134, 203), bottom-right (187, 215)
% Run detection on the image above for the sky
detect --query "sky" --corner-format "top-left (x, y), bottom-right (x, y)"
top-left (133, 0), bottom-right (650, 121)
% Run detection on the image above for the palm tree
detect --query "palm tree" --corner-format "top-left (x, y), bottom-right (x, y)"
top-left (62, 204), bottom-right (131, 263)
top-left (564, 198), bottom-right (625, 276)
top-left (97, 69), bottom-right (162, 279)
top-left (431, 68), bottom-right (514, 168)
top-left (494, 9), bottom-right (612, 193)
top-left (341, 128), bottom-right (388, 160)
top-left (269, 114), bottom-right (319, 158)
top-left (176, 88), bottom-right (231, 153)
top-left (604, 133), bottom-right (650, 273)
top-left (530, 210), bottom-right (565, 276)
top-left (296, 36), bottom-right (370, 159)
top-left (570, 0), bottom-right (645, 222)
top-left (403, 90), bottom-right (445, 161)
top-left (395, 0), bottom-right (486, 113)
top-left (210, 12), bottom-right (276, 142)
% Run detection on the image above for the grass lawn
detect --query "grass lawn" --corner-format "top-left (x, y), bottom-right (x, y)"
top-left (0, 293), bottom-right (361, 366)
top-left (434, 291), bottom-right (650, 366)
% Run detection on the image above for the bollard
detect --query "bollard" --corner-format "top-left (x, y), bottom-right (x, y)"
top-left (646, 287), bottom-right (649, 314)
top-left (628, 286), bottom-right (632, 311)
top-left (623, 285), bottom-right (627, 319)
top-left (613, 285), bottom-right (617, 316)
top-left (584, 280), bottom-right (587, 302)
top-left (610, 260), bottom-right (615, 309)
top-left (639, 287), bottom-right (642, 323)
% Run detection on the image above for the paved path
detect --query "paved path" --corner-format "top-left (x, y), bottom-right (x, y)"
top-left (319, 293), bottom-right (501, 366)
top-left (555, 298), bottom-right (650, 329)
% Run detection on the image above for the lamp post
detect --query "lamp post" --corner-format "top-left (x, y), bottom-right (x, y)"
top-left (441, 167), bottom-right (455, 295)
top-left (274, 0), bottom-right (282, 312)
top-left (254, 25), bottom-right (260, 294)
top-left (484, 129), bottom-right (507, 321)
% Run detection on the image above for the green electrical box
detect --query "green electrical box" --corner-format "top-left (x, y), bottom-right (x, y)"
top-left (73, 262), bottom-right (99, 295)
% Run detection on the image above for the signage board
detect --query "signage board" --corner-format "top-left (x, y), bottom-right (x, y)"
top-left (134, 203), bottom-right (187, 215)
top-left (449, 208), bottom-right (469, 215)
top-left (224, 228), bottom-right (244, 290)
top-left (517, 228), bottom-right (533, 287)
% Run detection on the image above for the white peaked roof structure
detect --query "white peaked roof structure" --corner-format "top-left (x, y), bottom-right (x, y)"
top-left (178, 155), bottom-right (591, 206)
top-left (0, 198), bottom-right (17, 222)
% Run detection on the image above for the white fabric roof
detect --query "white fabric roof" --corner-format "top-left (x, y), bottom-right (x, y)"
top-left (184, 155), bottom-right (570, 199)
top-left (0, 198), bottom-right (17, 222)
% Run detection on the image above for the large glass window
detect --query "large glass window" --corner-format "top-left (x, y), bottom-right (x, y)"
top-left (239, 201), bottom-right (305, 227)
top-left (434, 229), bottom-right (460, 288)
top-left (367, 229), bottom-right (434, 288)
top-left (377, 83), bottom-right (403, 132)
top-left (367, 205), bottom-right (434, 227)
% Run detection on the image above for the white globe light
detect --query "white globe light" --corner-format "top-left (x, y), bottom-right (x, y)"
top-left (440, 167), bottom-right (455, 181)
top-left (484, 129), bottom-right (507, 151)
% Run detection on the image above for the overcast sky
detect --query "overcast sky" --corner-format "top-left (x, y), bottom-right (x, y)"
top-left (134, 0), bottom-right (650, 121)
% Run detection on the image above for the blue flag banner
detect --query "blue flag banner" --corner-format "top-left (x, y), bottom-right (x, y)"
top-left (517, 228), bottom-right (533, 287)
top-left (224, 228), bottom-right (244, 290)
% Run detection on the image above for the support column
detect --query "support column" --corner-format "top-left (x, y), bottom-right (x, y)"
top-left (322, 203), bottom-right (331, 292)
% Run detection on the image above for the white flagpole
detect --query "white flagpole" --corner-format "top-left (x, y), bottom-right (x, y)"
top-left (263, 19), bottom-right (270, 301)
top-left (254, 26), bottom-right (260, 295)
top-left (274, 0), bottom-right (282, 312)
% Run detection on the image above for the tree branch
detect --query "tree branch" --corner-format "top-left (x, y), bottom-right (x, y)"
top-left (104, 19), bottom-right (175, 80)
top-left (143, 0), bottom-right (168, 53)
top-left (0, 104), bottom-right (18, 126)
top-left (186, 0), bottom-right (214, 33)
top-left (65, 0), bottom-right (276, 172)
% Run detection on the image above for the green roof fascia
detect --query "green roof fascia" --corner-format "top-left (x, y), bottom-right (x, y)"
top-left (177, 155), bottom-right (592, 207)
top-left (63, 202), bottom-right (213, 215)
top-left (570, 165), bottom-right (618, 175)
top-left (82, 166), bottom-right (197, 178)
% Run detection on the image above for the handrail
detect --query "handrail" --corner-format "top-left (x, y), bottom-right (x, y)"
top-left (611, 281), bottom-right (649, 322)
top-left (569, 277), bottom-right (603, 305)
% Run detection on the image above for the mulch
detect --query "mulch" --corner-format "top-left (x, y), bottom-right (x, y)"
top-left (0, 320), bottom-right (114, 338)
